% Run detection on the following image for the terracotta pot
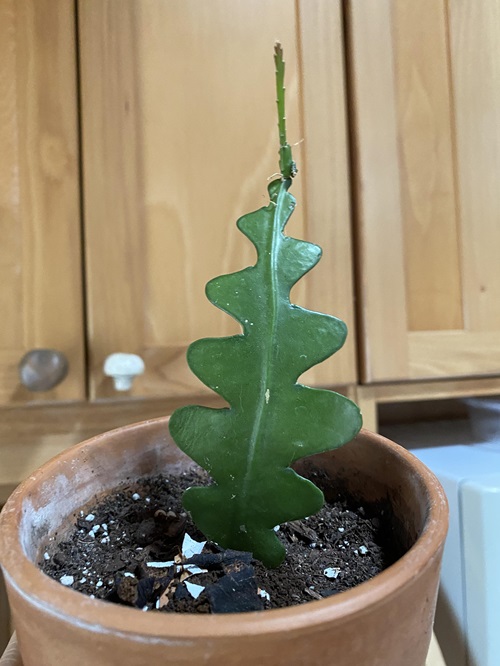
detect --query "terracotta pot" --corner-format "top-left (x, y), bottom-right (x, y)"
top-left (0, 417), bottom-right (448, 666)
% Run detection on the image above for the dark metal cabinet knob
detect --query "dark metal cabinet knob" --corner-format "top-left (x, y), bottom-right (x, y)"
top-left (18, 349), bottom-right (69, 392)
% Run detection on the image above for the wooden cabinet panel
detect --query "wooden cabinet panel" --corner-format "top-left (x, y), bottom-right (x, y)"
top-left (79, 0), bottom-right (357, 400)
top-left (448, 0), bottom-right (500, 333)
top-left (0, 0), bottom-right (85, 405)
top-left (347, 0), bottom-right (500, 382)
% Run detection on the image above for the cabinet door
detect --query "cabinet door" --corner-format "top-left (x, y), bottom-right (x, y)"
top-left (79, 0), bottom-right (357, 400)
top-left (0, 0), bottom-right (85, 405)
top-left (348, 0), bottom-right (500, 382)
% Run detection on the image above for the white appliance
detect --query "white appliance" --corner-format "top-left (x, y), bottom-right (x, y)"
top-left (382, 421), bottom-right (500, 666)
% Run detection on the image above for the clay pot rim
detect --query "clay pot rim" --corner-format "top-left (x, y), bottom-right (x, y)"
top-left (0, 418), bottom-right (448, 640)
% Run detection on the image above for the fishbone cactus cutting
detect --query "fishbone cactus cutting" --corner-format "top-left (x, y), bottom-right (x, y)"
top-left (169, 43), bottom-right (362, 567)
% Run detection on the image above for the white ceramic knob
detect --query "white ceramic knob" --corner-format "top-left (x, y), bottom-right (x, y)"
top-left (103, 353), bottom-right (145, 391)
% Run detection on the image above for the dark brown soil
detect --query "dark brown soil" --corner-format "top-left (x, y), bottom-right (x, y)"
top-left (40, 468), bottom-right (405, 614)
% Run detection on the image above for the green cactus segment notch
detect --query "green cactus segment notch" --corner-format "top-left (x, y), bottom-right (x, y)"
top-left (169, 43), bottom-right (362, 568)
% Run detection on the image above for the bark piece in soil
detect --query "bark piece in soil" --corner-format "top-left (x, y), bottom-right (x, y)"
top-left (205, 562), bottom-right (264, 613)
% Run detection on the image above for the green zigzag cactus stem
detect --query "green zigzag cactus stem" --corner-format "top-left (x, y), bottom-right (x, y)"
top-left (169, 43), bottom-right (362, 567)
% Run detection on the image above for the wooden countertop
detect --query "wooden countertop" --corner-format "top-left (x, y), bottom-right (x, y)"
top-left (0, 397), bottom-right (222, 504)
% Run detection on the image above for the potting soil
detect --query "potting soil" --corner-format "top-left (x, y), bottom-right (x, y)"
top-left (40, 468), bottom-right (404, 613)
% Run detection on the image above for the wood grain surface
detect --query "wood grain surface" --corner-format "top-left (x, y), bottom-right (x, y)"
top-left (347, 0), bottom-right (500, 382)
top-left (0, 0), bottom-right (85, 406)
top-left (78, 0), bottom-right (356, 400)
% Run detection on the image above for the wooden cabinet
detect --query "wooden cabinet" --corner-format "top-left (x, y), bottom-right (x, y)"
top-left (0, 0), bottom-right (356, 408)
top-left (347, 0), bottom-right (500, 383)
top-left (78, 0), bottom-right (357, 400)
top-left (6, 0), bottom-right (500, 407)
top-left (0, 0), bottom-right (85, 406)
